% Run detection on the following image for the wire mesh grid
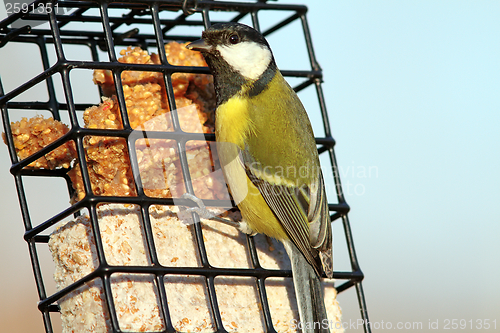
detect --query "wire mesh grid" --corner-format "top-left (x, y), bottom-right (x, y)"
top-left (0, 0), bottom-right (370, 332)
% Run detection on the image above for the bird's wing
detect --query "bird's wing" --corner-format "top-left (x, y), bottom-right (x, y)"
top-left (239, 147), bottom-right (328, 277)
top-left (308, 170), bottom-right (333, 278)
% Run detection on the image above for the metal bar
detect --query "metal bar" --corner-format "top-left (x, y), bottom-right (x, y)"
top-left (0, 84), bottom-right (20, 164)
top-left (99, 2), bottom-right (132, 131)
top-left (36, 35), bottom-right (61, 121)
top-left (256, 277), bottom-right (278, 333)
top-left (357, 282), bottom-right (372, 333)
top-left (247, 236), bottom-right (278, 333)
top-left (0, 63), bottom-right (61, 108)
top-left (156, 274), bottom-right (175, 333)
top-left (262, 12), bottom-right (300, 37)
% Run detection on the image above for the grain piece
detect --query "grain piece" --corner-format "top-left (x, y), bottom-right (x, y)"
top-left (4, 115), bottom-right (76, 169)
top-left (94, 43), bottom-right (210, 98)
top-left (83, 86), bottom-right (169, 131)
top-left (93, 46), bottom-right (162, 97)
top-left (135, 139), bottom-right (182, 199)
top-left (67, 136), bottom-right (137, 203)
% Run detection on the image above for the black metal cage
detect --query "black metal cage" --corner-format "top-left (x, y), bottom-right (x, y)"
top-left (0, 0), bottom-right (370, 332)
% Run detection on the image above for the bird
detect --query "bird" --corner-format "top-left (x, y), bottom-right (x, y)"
top-left (186, 22), bottom-right (333, 333)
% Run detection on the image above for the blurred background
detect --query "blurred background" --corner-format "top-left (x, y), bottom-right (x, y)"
top-left (1, 0), bottom-right (499, 332)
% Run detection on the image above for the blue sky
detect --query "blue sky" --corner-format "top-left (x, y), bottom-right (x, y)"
top-left (1, 1), bottom-right (499, 332)
top-left (307, 1), bottom-right (500, 331)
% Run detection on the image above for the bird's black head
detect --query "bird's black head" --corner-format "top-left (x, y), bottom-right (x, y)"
top-left (187, 23), bottom-right (276, 80)
top-left (197, 22), bottom-right (271, 52)
top-left (186, 23), bottom-right (278, 105)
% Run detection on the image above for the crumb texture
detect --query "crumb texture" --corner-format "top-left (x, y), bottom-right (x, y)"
top-left (49, 204), bottom-right (344, 332)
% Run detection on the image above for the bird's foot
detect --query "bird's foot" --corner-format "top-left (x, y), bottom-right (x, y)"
top-left (181, 193), bottom-right (240, 228)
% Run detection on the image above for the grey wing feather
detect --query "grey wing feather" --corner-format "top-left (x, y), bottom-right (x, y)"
top-left (309, 172), bottom-right (333, 278)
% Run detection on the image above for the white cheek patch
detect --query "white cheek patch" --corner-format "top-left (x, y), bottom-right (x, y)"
top-left (217, 41), bottom-right (272, 81)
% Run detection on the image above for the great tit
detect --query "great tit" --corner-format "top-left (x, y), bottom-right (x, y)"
top-left (186, 22), bottom-right (333, 333)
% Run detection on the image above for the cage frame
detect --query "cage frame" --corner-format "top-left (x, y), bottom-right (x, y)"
top-left (0, 0), bottom-right (371, 332)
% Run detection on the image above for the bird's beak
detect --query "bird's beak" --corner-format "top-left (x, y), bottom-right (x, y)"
top-left (186, 38), bottom-right (211, 52)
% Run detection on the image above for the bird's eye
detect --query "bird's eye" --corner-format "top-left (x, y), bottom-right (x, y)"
top-left (229, 34), bottom-right (240, 44)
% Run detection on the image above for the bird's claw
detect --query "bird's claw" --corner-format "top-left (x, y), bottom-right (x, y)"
top-left (181, 193), bottom-right (238, 226)
top-left (181, 193), bottom-right (217, 220)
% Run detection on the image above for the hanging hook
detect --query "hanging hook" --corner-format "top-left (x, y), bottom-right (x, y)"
top-left (182, 0), bottom-right (198, 16)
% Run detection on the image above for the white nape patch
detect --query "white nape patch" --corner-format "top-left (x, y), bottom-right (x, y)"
top-left (217, 41), bottom-right (272, 80)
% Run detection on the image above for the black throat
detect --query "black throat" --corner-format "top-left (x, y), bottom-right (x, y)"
top-left (202, 52), bottom-right (278, 106)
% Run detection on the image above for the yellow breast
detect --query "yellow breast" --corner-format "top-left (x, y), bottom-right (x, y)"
top-left (215, 92), bottom-right (288, 240)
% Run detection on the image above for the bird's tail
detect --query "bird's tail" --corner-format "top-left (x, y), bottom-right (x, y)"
top-left (284, 241), bottom-right (330, 333)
